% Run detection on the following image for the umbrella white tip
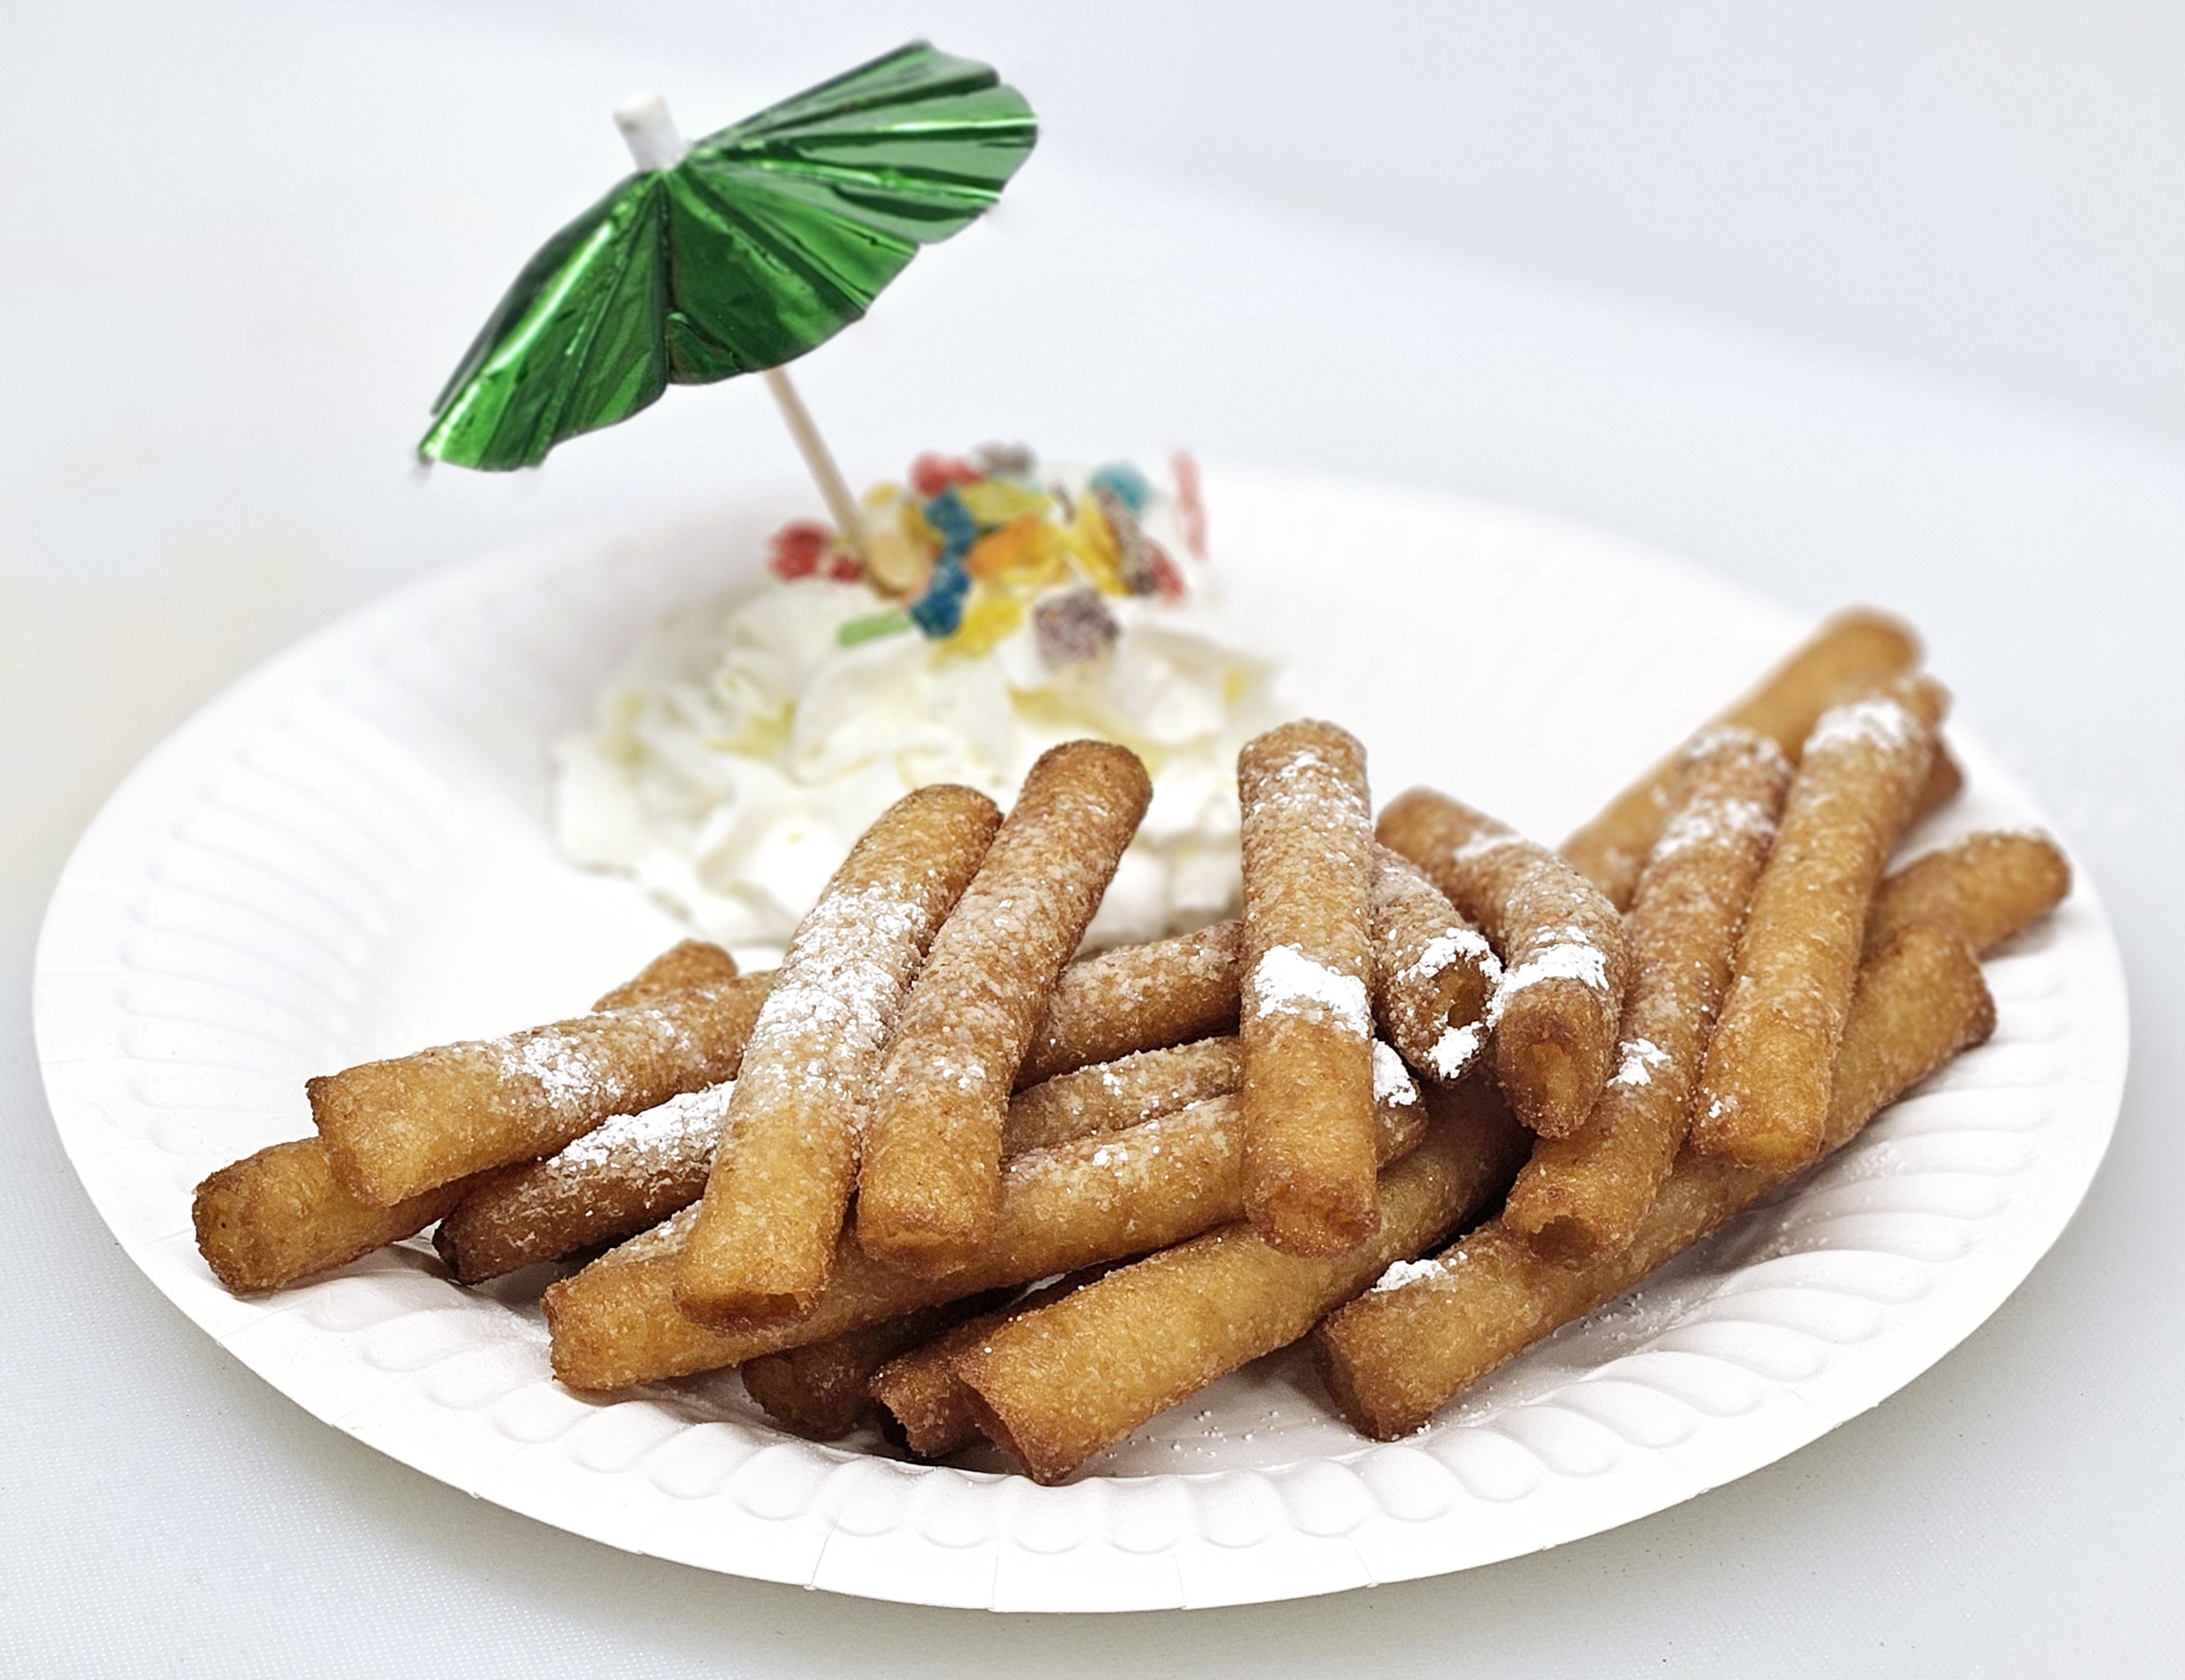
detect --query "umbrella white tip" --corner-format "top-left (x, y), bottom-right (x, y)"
top-left (613, 92), bottom-right (690, 172)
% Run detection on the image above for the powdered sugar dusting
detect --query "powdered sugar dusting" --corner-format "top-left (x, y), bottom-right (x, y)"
top-left (1371, 1255), bottom-right (1448, 1293)
top-left (1807, 693), bottom-right (1919, 756)
top-left (1609, 1038), bottom-right (1672, 1089)
top-left (557, 1081), bottom-right (733, 1174)
top-left (1372, 1041), bottom-right (1419, 1108)
top-left (1251, 943), bottom-right (1371, 1036)
top-left (1489, 927), bottom-right (1609, 1022)
top-left (1427, 1022), bottom-right (1483, 1081)
top-left (1400, 927), bottom-right (1499, 987)
top-left (1654, 798), bottom-right (1778, 861)
top-left (1452, 830), bottom-right (1527, 866)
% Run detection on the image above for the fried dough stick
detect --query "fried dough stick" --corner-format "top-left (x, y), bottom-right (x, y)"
top-left (1018, 921), bottom-right (1244, 1088)
top-left (1315, 921), bottom-right (1997, 1439)
top-left (195, 945), bottom-right (759, 1292)
top-left (544, 1073), bottom-right (1428, 1393)
top-left (309, 971), bottom-right (774, 1205)
top-left (1866, 830), bottom-right (2070, 957)
top-left (439, 1038), bottom-right (1241, 1284)
top-left (868, 1270), bottom-right (1115, 1459)
top-left (1503, 729), bottom-right (1791, 1261)
top-left (1692, 678), bottom-right (1946, 1171)
top-left (954, 1079), bottom-right (1532, 1483)
top-left (1370, 845), bottom-right (1499, 1084)
top-left (740, 1294), bottom-right (1010, 1440)
top-left (1378, 789), bottom-right (1630, 1138)
top-left (856, 743), bottom-right (1152, 1277)
top-left (674, 785), bottom-right (1001, 1326)
top-left (1560, 608), bottom-right (1924, 909)
top-left (1236, 721), bottom-right (1381, 1256)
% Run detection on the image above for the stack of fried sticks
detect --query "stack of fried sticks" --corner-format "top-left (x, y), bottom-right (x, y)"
top-left (195, 609), bottom-right (2069, 1483)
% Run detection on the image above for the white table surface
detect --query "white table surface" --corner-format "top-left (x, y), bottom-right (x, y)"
top-left (4, 3), bottom-right (2181, 1674)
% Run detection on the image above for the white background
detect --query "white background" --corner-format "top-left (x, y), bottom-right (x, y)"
top-left (3, 2), bottom-right (2180, 1673)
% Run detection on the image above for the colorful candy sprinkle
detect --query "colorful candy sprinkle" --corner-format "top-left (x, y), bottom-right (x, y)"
top-left (909, 550), bottom-right (972, 638)
top-left (767, 519), bottom-right (831, 580)
top-left (1034, 588), bottom-right (1121, 666)
top-left (910, 452), bottom-right (981, 497)
top-left (838, 606), bottom-right (912, 646)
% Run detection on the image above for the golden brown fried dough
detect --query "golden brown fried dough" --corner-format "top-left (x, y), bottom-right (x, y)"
top-left (1378, 789), bottom-right (1630, 1138)
top-left (591, 940), bottom-right (738, 1010)
top-left (675, 785), bottom-right (1001, 1326)
top-left (439, 1038), bottom-right (1239, 1283)
top-left (1692, 678), bottom-right (1946, 1171)
top-left (1314, 921), bottom-right (1995, 1439)
top-left (868, 1271), bottom-right (1112, 1458)
top-left (1503, 728), bottom-right (1791, 1262)
top-left (1236, 721), bottom-right (1381, 1257)
top-left (309, 973), bottom-right (772, 1205)
top-left (1370, 844), bottom-right (1499, 1085)
top-left (192, 1140), bottom-right (471, 1293)
top-left (1017, 920), bottom-right (1245, 1088)
top-left (1867, 830), bottom-right (2070, 958)
top-left (1560, 608), bottom-right (1924, 909)
top-left (740, 1294), bottom-right (1010, 1440)
top-left (544, 1072), bottom-right (1426, 1393)
top-left (955, 1079), bottom-right (1531, 1482)
top-left (858, 743), bottom-right (1153, 1277)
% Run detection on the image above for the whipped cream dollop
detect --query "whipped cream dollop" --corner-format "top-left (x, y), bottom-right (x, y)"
top-left (556, 461), bottom-right (1277, 951)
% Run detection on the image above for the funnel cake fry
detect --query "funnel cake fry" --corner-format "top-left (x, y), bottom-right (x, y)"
top-left (1017, 920), bottom-right (1244, 1087)
top-left (1867, 830), bottom-right (2070, 958)
top-left (1692, 678), bottom-right (1947, 1171)
top-left (1503, 728), bottom-right (1791, 1262)
top-left (545, 1071), bottom-right (1426, 1393)
top-left (954, 1079), bottom-right (1531, 1482)
top-left (192, 1140), bottom-right (472, 1293)
top-left (1370, 844), bottom-right (1499, 1085)
top-left (675, 784), bottom-right (1002, 1327)
top-left (439, 1037), bottom-right (1240, 1282)
top-left (857, 743), bottom-right (1152, 1277)
top-left (1315, 921), bottom-right (1996, 1439)
top-left (869, 1270), bottom-right (1114, 1458)
top-left (1236, 721), bottom-right (1380, 1257)
top-left (1560, 608), bottom-right (1924, 909)
top-left (740, 1293), bottom-right (1010, 1440)
top-left (591, 939), bottom-right (738, 1010)
top-left (1377, 789), bottom-right (1629, 1138)
top-left (309, 972), bottom-right (772, 1205)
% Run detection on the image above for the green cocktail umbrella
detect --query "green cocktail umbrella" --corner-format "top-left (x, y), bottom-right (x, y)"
top-left (419, 40), bottom-right (1037, 532)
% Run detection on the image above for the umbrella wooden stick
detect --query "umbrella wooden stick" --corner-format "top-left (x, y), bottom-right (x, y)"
top-left (614, 92), bottom-right (868, 558)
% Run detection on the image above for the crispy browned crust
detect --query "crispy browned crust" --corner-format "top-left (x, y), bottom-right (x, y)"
top-left (740, 1294), bottom-right (1009, 1440)
top-left (591, 940), bottom-right (738, 1010)
top-left (1691, 677), bottom-right (1946, 1171)
top-left (1866, 830), bottom-right (2070, 958)
top-left (1560, 608), bottom-right (1924, 909)
top-left (858, 743), bottom-right (1152, 1277)
top-left (309, 973), bottom-right (771, 1205)
top-left (1314, 920), bottom-right (1994, 1440)
top-left (674, 784), bottom-right (1001, 1327)
top-left (953, 1079), bottom-right (1531, 1482)
top-left (192, 1138), bottom-right (471, 1293)
top-left (1378, 789), bottom-right (1630, 1138)
top-left (1018, 921), bottom-right (1244, 1087)
top-left (1236, 721), bottom-right (1381, 1257)
top-left (1503, 728), bottom-right (1791, 1262)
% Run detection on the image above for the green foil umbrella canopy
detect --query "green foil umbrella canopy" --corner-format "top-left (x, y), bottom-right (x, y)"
top-left (419, 42), bottom-right (1037, 479)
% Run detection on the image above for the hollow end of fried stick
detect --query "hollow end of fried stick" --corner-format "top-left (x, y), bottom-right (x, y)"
top-left (310, 973), bottom-right (771, 1206)
top-left (1237, 721), bottom-right (1381, 1258)
top-left (1370, 844), bottom-right (1498, 1084)
top-left (1558, 608), bottom-right (1924, 909)
top-left (1378, 788), bottom-right (1629, 1140)
top-left (1018, 919), bottom-right (1244, 1088)
top-left (858, 742), bottom-right (1154, 1279)
top-left (544, 1079), bottom-right (1430, 1392)
top-left (677, 783), bottom-right (1004, 1327)
top-left (869, 1270), bottom-right (1111, 1458)
top-left (741, 1294), bottom-right (1010, 1441)
top-left (1867, 830), bottom-right (2070, 959)
top-left (1313, 918), bottom-right (1997, 1441)
top-left (192, 1137), bottom-right (471, 1293)
top-left (954, 1077), bottom-right (1531, 1482)
top-left (1689, 679), bottom-right (1943, 1173)
top-left (592, 940), bottom-right (738, 1010)
top-left (1503, 727), bottom-right (1791, 1264)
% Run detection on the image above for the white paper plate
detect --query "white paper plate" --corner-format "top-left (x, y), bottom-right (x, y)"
top-left (34, 470), bottom-right (2126, 1613)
